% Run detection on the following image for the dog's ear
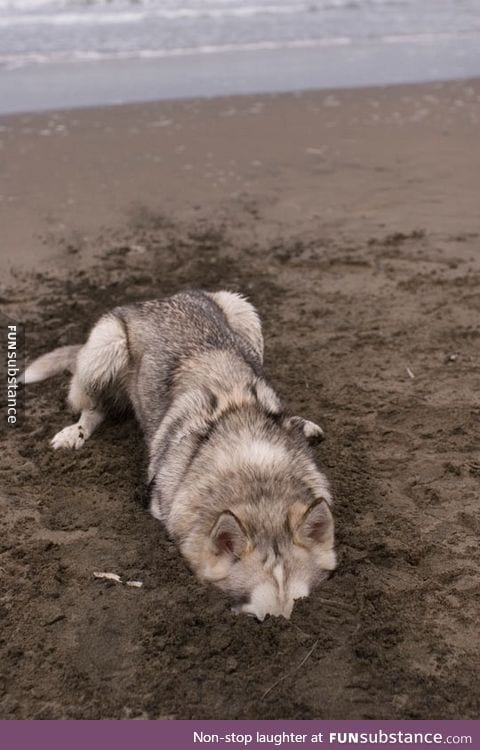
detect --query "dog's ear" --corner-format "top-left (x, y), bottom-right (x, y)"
top-left (289, 499), bottom-right (334, 549)
top-left (210, 511), bottom-right (248, 559)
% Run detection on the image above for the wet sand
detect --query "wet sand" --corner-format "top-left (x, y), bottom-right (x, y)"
top-left (0, 80), bottom-right (479, 719)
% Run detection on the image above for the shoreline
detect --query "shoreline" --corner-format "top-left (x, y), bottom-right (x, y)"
top-left (2, 74), bottom-right (479, 121)
top-left (1, 33), bottom-right (480, 116)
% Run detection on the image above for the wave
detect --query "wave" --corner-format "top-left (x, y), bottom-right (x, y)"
top-left (0, 0), bottom-right (412, 9)
top-left (0, 6), bottom-right (305, 26)
top-left (1, 29), bottom-right (478, 69)
top-left (0, 0), bottom-right (415, 24)
top-left (0, 39), bottom-right (352, 67)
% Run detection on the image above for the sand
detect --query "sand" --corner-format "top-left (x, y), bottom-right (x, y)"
top-left (0, 79), bottom-right (479, 720)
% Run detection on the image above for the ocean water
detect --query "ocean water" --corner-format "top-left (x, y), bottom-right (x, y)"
top-left (0, 0), bottom-right (480, 112)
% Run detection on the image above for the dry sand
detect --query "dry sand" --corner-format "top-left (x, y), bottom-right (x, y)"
top-left (0, 80), bottom-right (479, 719)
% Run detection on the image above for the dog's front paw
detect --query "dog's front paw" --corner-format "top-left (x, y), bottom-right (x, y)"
top-left (51, 424), bottom-right (85, 450)
top-left (286, 416), bottom-right (325, 444)
top-left (301, 419), bottom-right (325, 444)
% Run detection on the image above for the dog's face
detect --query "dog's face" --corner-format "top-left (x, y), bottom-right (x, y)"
top-left (195, 498), bottom-right (336, 620)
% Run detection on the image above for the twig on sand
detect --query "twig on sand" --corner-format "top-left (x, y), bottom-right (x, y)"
top-left (93, 571), bottom-right (143, 587)
top-left (405, 366), bottom-right (415, 379)
top-left (262, 640), bottom-right (318, 699)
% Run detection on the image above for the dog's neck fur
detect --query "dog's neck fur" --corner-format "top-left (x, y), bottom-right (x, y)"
top-left (147, 370), bottom-right (283, 526)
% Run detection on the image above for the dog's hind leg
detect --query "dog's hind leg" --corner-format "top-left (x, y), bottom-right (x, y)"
top-left (51, 314), bottom-right (129, 450)
top-left (207, 291), bottom-right (264, 362)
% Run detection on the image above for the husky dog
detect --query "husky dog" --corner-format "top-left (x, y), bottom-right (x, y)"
top-left (22, 290), bottom-right (336, 620)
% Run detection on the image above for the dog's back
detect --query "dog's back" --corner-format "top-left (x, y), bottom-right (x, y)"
top-left (115, 290), bottom-right (264, 442)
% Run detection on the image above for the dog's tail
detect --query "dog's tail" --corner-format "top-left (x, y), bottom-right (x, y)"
top-left (20, 345), bottom-right (81, 384)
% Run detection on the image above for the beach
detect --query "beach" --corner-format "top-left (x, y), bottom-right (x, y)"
top-left (2, 0), bottom-right (480, 114)
top-left (1, 79), bottom-right (480, 719)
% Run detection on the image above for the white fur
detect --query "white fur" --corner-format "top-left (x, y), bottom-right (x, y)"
top-left (288, 579), bottom-right (310, 602)
top-left (51, 408), bottom-right (104, 450)
top-left (51, 424), bottom-right (86, 450)
top-left (75, 315), bottom-right (128, 391)
top-left (273, 562), bottom-right (285, 598)
top-left (238, 564), bottom-right (310, 621)
top-left (215, 437), bottom-right (288, 473)
top-left (241, 579), bottom-right (295, 621)
top-left (301, 419), bottom-right (324, 440)
top-left (314, 548), bottom-right (337, 571)
top-left (242, 582), bottom-right (282, 621)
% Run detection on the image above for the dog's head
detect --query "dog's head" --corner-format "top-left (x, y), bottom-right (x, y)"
top-left (189, 495), bottom-right (336, 621)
